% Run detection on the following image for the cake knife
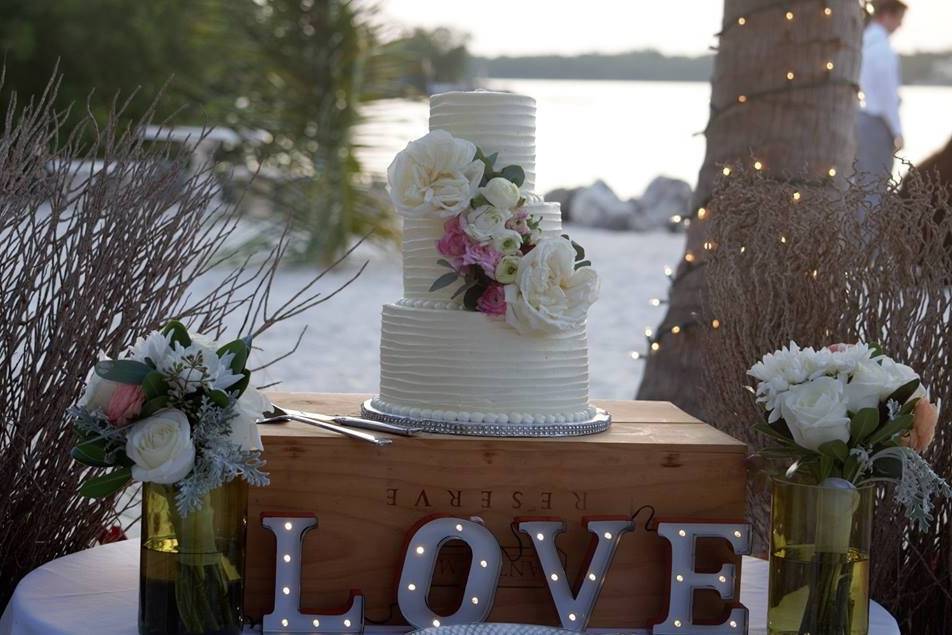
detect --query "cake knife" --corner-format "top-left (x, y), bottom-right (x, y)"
top-left (259, 409), bottom-right (392, 446)
top-left (280, 407), bottom-right (421, 437)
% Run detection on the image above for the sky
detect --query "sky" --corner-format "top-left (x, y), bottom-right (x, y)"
top-left (380, 0), bottom-right (952, 57)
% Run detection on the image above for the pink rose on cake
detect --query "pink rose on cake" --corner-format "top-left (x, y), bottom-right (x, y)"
top-left (504, 237), bottom-right (599, 335)
top-left (436, 216), bottom-right (469, 270)
top-left (387, 130), bottom-right (485, 218)
top-left (476, 283), bottom-right (507, 316)
top-left (462, 241), bottom-right (502, 277)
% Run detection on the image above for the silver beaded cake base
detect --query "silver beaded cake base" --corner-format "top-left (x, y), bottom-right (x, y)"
top-left (361, 399), bottom-right (611, 437)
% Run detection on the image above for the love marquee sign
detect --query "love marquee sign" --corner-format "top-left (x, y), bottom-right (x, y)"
top-left (259, 513), bottom-right (752, 635)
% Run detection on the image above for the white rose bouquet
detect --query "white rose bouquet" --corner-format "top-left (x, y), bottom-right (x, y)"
top-left (749, 341), bottom-right (949, 530)
top-left (70, 320), bottom-right (270, 514)
top-left (388, 130), bottom-right (598, 335)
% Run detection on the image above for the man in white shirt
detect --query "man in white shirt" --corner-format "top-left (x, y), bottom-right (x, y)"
top-left (856, 0), bottom-right (907, 185)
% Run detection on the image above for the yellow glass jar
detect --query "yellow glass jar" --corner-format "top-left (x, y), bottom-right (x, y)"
top-left (138, 480), bottom-right (247, 635)
top-left (767, 478), bottom-right (875, 635)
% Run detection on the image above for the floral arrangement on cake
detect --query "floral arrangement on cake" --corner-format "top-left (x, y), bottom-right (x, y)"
top-left (388, 130), bottom-right (598, 335)
top-left (749, 341), bottom-right (949, 529)
top-left (70, 321), bottom-right (270, 515)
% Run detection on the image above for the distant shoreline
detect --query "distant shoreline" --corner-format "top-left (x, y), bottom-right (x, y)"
top-left (472, 49), bottom-right (952, 86)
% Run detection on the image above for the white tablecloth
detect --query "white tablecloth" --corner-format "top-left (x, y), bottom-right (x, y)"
top-left (0, 541), bottom-right (899, 635)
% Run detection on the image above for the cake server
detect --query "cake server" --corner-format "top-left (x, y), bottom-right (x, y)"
top-left (280, 407), bottom-right (421, 437)
top-left (259, 408), bottom-right (392, 446)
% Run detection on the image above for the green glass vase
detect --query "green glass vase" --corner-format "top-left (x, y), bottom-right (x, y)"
top-left (139, 480), bottom-right (248, 635)
top-left (767, 478), bottom-right (875, 635)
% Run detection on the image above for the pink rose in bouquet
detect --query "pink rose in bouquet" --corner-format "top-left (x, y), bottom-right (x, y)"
top-left (476, 283), bottom-right (507, 316)
top-left (905, 399), bottom-right (939, 453)
top-left (105, 384), bottom-right (146, 426)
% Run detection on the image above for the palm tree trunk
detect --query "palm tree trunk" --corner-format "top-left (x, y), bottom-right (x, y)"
top-left (637, 0), bottom-right (864, 418)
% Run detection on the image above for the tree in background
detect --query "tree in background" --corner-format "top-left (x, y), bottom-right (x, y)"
top-left (0, 0), bottom-right (414, 263)
top-left (638, 0), bottom-right (863, 417)
top-left (0, 0), bottom-right (222, 129)
top-left (210, 0), bottom-right (410, 263)
top-left (398, 27), bottom-right (472, 92)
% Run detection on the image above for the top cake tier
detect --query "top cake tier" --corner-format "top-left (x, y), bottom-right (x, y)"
top-left (428, 91), bottom-right (537, 192)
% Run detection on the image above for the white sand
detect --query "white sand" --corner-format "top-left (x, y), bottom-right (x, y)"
top-left (197, 226), bottom-right (685, 400)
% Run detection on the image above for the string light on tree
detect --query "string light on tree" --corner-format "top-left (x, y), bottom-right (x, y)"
top-left (785, 10), bottom-right (795, 20)
top-left (753, 160), bottom-right (763, 171)
top-left (786, 71), bottom-right (796, 81)
top-left (722, 166), bottom-right (732, 176)
top-left (824, 6), bottom-right (832, 16)
top-left (737, 95), bottom-right (748, 104)
top-left (828, 167), bottom-right (837, 177)
top-left (792, 191), bottom-right (801, 202)
top-left (737, 16), bottom-right (747, 25)
top-left (697, 207), bottom-right (708, 220)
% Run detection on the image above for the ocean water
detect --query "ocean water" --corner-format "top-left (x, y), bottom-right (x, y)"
top-left (360, 78), bottom-right (952, 199)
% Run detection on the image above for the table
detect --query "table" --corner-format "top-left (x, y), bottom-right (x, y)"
top-left (0, 541), bottom-right (899, 635)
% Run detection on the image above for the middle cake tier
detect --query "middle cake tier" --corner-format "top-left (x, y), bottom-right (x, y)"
top-left (376, 302), bottom-right (596, 424)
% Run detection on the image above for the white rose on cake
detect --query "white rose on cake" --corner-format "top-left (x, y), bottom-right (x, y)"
top-left (463, 205), bottom-right (512, 243)
top-left (778, 376), bottom-right (851, 451)
top-left (480, 176), bottom-right (521, 211)
top-left (504, 238), bottom-right (599, 335)
top-left (387, 130), bottom-right (485, 218)
top-left (492, 229), bottom-right (524, 255)
top-left (126, 408), bottom-right (196, 484)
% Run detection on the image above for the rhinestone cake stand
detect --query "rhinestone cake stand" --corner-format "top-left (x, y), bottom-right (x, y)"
top-left (360, 400), bottom-right (611, 438)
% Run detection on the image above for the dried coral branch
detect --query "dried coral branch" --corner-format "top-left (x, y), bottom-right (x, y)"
top-left (700, 165), bottom-right (952, 632)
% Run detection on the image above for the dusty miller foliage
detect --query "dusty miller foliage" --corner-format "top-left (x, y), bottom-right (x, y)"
top-left (174, 398), bottom-right (269, 516)
top-left (700, 165), bottom-right (952, 633)
top-left (0, 73), bottom-right (366, 608)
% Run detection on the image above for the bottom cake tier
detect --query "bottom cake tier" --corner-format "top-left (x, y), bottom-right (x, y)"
top-left (374, 301), bottom-right (597, 425)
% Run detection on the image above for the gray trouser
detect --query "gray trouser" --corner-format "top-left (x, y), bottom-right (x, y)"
top-left (854, 112), bottom-right (895, 222)
top-left (854, 112), bottom-right (894, 185)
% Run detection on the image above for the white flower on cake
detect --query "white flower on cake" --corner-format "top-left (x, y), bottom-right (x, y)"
top-left (777, 376), bottom-right (851, 451)
top-left (126, 408), bottom-right (196, 484)
top-left (462, 205), bottom-right (512, 242)
top-left (504, 238), bottom-right (599, 335)
top-left (494, 255), bottom-right (521, 284)
top-left (387, 130), bottom-right (485, 218)
top-left (492, 229), bottom-right (524, 255)
top-left (480, 176), bottom-right (521, 210)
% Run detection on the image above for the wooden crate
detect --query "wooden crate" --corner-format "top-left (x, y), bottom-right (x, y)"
top-left (244, 393), bottom-right (747, 629)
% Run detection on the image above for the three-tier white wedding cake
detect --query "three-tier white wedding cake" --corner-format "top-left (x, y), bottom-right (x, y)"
top-left (364, 91), bottom-right (605, 436)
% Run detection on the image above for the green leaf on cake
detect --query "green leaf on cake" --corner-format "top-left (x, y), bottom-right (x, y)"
top-left (463, 284), bottom-right (485, 311)
top-left (79, 467), bottom-right (132, 499)
top-left (436, 259), bottom-right (454, 269)
top-left (470, 194), bottom-right (488, 208)
top-left (429, 272), bottom-right (459, 292)
top-left (499, 164), bottom-right (525, 188)
top-left (571, 239), bottom-right (586, 261)
top-left (95, 359), bottom-right (152, 385)
top-left (575, 260), bottom-right (592, 270)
